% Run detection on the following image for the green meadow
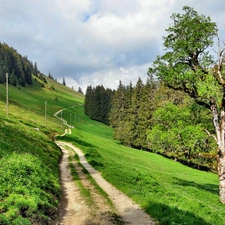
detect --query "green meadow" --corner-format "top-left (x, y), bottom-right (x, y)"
top-left (59, 106), bottom-right (225, 225)
top-left (0, 75), bottom-right (225, 224)
top-left (0, 77), bottom-right (83, 224)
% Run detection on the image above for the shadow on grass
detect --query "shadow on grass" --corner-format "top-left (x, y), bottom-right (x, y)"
top-left (58, 135), bottom-right (95, 148)
top-left (145, 202), bottom-right (211, 225)
top-left (173, 178), bottom-right (218, 195)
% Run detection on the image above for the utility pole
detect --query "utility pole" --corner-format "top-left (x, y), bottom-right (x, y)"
top-left (45, 101), bottom-right (47, 127)
top-left (5, 73), bottom-right (8, 116)
top-left (61, 111), bottom-right (63, 128)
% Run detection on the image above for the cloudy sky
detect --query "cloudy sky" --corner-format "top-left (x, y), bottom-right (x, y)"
top-left (0, 0), bottom-right (224, 92)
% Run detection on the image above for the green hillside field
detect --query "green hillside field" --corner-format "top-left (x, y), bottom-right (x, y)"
top-left (0, 76), bottom-right (225, 225)
top-left (0, 76), bottom-right (83, 224)
top-left (59, 104), bottom-right (225, 225)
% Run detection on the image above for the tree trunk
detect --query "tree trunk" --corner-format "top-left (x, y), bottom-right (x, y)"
top-left (211, 101), bottom-right (225, 203)
top-left (218, 157), bottom-right (225, 203)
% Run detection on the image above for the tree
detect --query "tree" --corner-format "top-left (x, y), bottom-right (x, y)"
top-left (34, 62), bottom-right (38, 76)
top-left (62, 77), bottom-right (66, 86)
top-left (147, 102), bottom-right (216, 170)
top-left (137, 76), bottom-right (158, 149)
top-left (78, 87), bottom-right (84, 94)
top-left (48, 71), bottom-right (54, 79)
top-left (148, 6), bottom-right (225, 203)
top-left (131, 78), bottom-right (144, 148)
top-left (84, 85), bottom-right (93, 116)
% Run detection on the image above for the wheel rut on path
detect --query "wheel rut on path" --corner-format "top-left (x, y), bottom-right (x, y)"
top-left (54, 139), bottom-right (156, 225)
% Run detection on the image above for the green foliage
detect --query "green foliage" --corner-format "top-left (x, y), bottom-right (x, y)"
top-left (148, 6), bottom-right (218, 106)
top-left (146, 6), bottom-right (221, 171)
top-left (0, 43), bottom-right (38, 86)
top-left (0, 120), bottom-right (61, 224)
top-left (147, 102), bottom-right (216, 170)
top-left (0, 73), bottom-right (84, 224)
top-left (110, 78), bottom-right (157, 149)
top-left (84, 85), bottom-right (113, 124)
top-left (58, 106), bottom-right (225, 225)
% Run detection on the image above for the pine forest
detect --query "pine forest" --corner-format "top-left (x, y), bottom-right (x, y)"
top-left (84, 77), bottom-right (217, 172)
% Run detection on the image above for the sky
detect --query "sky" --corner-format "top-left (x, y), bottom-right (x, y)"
top-left (0, 0), bottom-right (225, 92)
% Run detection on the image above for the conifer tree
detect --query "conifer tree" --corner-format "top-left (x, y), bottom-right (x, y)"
top-left (136, 77), bottom-right (158, 149)
top-left (131, 77), bottom-right (144, 148)
top-left (62, 77), bottom-right (66, 86)
top-left (109, 81), bottom-right (126, 129)
top-left (84, 85), bottom-right (93, 116)
top-left (78, 87), bottom-right (84, 94)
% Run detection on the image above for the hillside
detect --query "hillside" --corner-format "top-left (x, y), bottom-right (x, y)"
top-left (0, 76), bottom-right (84, 224)
top-left (58, 103), bottom-right (225, 224)
top-left (1, 75), bottom-right (225, 224)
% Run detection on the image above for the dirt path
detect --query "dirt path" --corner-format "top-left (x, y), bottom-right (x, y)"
top-left (54, 138), bottom-right (156, 225)
top-left (54, 143), bottom-right (91, 225)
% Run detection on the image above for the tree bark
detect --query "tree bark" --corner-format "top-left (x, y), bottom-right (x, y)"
top-left (211, 101), bottom-right (225, 203)
top-left (218, 157), bottom-right (225, 203)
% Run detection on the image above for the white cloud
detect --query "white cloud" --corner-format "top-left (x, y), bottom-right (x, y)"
top-left (65, 63), bottom-right (152, 93)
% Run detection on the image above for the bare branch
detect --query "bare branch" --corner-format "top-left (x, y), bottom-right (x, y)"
top-left (214, 35), bottom-right (225, 84)
top-left (204, 129), bottom-right (217, 142)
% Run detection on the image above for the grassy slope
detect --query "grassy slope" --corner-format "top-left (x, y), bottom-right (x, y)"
top-left (59, 106), bottom-right (225, 225)
top-left (0, 77), bottom-right (84, 224)
top-left (1, 76), bottom-right (225, 225)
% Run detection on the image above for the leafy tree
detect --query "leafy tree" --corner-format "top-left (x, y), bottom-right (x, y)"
top-left (148, 6), bottom-right (225, 203)
top-left (147, 102), bottom-right (216, 170)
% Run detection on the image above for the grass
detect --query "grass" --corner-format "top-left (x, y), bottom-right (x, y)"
top-left (0, 77), bottom-right (84, 224)
top-left (66, 143), bottom-right (115, 211)
top-left (76, 155), bottom-right (115, 210)
top-left (1, 73), bottom-right (225, 224)
top-left (58, 106), bottom-right (225, 225)
top-left (68, 148), bottom-right (124, 224)
top-left (68, 155), bottom-right (94, 207)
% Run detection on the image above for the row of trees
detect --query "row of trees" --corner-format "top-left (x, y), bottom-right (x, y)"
top-left (85, 5), bottom-right (225, 203)
top-left (84, 78), bottom-right (216, 170)
top-left (110, 78), bottom-right (216, 169)
top-left (109, 78), bottom-right (157, 149)
top-left (84, 85), bottom-right (113, 124)
top-left (0, 43), bottom-right (40, 86)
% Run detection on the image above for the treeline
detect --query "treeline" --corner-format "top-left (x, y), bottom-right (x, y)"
top-left (84, 77), bottom-right (217, 172)
top-left (0, 42), bottom-right (44, 86)
top-left (84, 85), bottom-right (113, 124)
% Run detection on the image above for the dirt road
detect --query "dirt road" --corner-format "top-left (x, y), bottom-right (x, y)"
top-left (54, 139), bottom-right (156, 225)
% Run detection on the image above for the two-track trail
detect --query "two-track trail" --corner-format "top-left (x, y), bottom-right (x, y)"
top-left (53, 108), bottom-right (156, 224)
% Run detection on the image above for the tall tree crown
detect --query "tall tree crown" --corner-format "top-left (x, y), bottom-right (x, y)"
top-left (148, 6), bottom-right (219, 108)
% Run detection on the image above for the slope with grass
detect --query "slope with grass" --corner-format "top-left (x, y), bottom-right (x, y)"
top-left (58, 105), bottom-right (225, 225)
top-left (1, 74), bottom-right (225, 225)
top-left (0, 77), bottom-right (84, 224)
